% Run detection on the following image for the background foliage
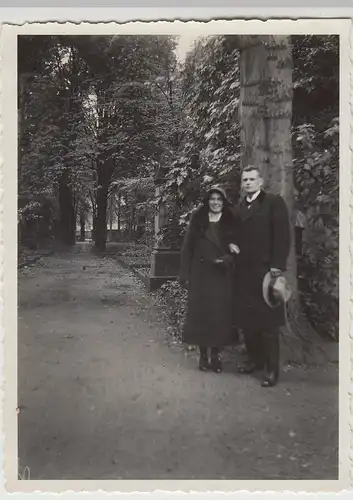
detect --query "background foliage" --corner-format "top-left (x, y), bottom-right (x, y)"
top-left (18, 34), bottom-right (339, 341)
top-left (158, 35), bottom-right (339, 341)
top-left (292, 35), bottom-right (339, 340)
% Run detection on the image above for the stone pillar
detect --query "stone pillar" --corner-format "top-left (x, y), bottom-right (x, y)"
top-left (154, 184), bottom-right (166, 238)
top-left (149, 168), bottom-right (180, 291)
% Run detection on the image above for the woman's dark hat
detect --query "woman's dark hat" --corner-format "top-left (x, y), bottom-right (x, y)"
top-left (207, 185), bottom-right (228, 201)
top-left (263, 272), bottom-right (292, 308)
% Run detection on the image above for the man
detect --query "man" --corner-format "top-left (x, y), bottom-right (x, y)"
top-left (229, 166), bottom-right (290, 387)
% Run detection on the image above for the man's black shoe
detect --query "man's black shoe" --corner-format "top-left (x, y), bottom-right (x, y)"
top-left (261, 371), bottom-right (278, 387)
top-left (211, 356), bottom-right (222, 373)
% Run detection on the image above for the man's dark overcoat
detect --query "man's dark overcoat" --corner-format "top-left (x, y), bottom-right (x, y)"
top-left (234, 190), bottom-right (290, 330)
top-left (180, 207), bottom-right (238, 347)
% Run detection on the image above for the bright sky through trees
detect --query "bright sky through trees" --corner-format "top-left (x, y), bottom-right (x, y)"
top-left (175, 34), bottom-right (200, 61)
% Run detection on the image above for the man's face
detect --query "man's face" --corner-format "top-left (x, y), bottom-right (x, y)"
top-left (241, 169), bottom-right (263, 194)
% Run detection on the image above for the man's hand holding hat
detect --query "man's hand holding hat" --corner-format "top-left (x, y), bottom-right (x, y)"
top-left (263, 271), bottom-right (292, 308)
top-left (229, 243), bottom-right (240, 254)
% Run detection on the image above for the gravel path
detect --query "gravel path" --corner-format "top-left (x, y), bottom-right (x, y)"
top-left (18, 244), bottom-right (338, 480)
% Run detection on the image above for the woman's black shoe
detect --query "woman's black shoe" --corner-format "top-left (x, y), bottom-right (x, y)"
top-left (199, 356), bottom-right (210, 371)
top-left (210, 356), bottom-right (222, 373)
top-left (198, 347), bottom-right (209, 371)
top-left (210, 347), bottom-right (222, 373)
top-left (261, 372), bottom-right (278, 387)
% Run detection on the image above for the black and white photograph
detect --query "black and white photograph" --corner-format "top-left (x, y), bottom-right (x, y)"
top-left (1, 18), bottom-right (351, 491)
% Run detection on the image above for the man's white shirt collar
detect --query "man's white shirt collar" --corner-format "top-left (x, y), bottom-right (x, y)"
top-left (246, 190), bottom-right (261, 202)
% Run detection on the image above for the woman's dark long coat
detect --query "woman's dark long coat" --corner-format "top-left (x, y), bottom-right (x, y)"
top-left (179, 207), bottom-right (238, 347)
top-left (234, 191), bottom-right (290, 330)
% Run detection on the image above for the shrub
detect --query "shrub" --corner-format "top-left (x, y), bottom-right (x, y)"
top-left (293, 118), bottom-right (338, 340)
top-left (155, 279), bottom-right (188, 341)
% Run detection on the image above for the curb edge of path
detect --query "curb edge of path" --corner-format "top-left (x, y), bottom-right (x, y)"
top-left (18, 250), bottom-right (55, 270)
top-left (114, 257), bottom-right (151, 289)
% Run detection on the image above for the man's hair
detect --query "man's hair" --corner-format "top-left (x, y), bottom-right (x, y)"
top-left (242, 165), bottom-right (263, 177)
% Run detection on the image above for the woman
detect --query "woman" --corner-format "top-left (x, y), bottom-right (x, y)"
top-left (179, 186), bottom-right (240, 373)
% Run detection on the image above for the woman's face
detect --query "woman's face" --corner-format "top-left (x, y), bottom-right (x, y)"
top-left (208, 192), bottom-right (224, 214)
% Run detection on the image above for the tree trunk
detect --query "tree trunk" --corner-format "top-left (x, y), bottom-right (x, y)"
top-left (90, 195), bottom-right (97, 242)
top-left (95, 184), bottom-right (109, 251)
top-left (92, 216), bottom-right (97, 243)
top-left (94, 157), bottom-right (112, 251)
top-left (93, 100), bottom-right (114, 251)
top-left (238, 36), bottom-right (269, 174)
top-left (117, 192), bottom-right (121, 232)
top-left (56, 48), bottom-right (80, 248)
top-left (128, 202), bottom-right (135, 240)
top-left (79, 209), bottom-right (86, 241)
top-left (109, 196), bottom-right (114, 242)
top-left (238, 35), bottom-right (325, 362)
top-left (58, 170), bottom-right (76, 246)
top-left (18, 73), bottom-right (28, 192)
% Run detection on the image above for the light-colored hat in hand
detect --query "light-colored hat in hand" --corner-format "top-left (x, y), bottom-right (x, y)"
top-left (263, 272), bottom-right (292, 308)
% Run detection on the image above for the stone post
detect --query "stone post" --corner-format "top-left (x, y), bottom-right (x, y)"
top-left (149, 167), bottom-right (180, 291)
